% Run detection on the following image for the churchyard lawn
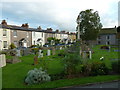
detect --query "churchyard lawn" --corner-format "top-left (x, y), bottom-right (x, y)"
top-left (2, 45), bottom-right (119, 88)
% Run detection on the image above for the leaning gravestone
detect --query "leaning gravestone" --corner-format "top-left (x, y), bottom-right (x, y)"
top-left (47, 50), bottom-right (51, 56)
top-left (0, 54), bottom-right (6, 67)
top-left (16, 49), bottom-right (21, 57)
top-left (34, 56), bottom-right (38, 65)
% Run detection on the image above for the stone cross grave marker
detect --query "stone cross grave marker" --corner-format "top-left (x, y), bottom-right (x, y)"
top-left (16, 49), bottom-right (21, 57)
top-left (47, 49), bottom-right (51, 56)
top-left (0, 54), bottom-right (6, 68)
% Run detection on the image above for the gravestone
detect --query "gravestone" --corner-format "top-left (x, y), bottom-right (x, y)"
top-left (22, 48), bottom-right (30, 56)
top-left (52, 48), bottom-right (56, 55)
top-left (89, 51), bottom-right (92, 59)
top-left (16, 50), bottom-right (21, 57)
top-left (34, 56), bottom-right (38, 65)
top-left (47, 50), bottom-right (51, 56)
top-left (0, 54), bottom-right (6, 67)
top-left (82, 51), bottom-right (87, 59)
top-left (60, 47), bottom-right (62, 50)
top-left (38, 50), bottom-right (43, 58)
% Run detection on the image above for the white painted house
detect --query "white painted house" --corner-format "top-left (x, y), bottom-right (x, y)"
top-left (0, 25), bottom-right (11, 50)
top-left (32, 29), bottom-right (45, 46)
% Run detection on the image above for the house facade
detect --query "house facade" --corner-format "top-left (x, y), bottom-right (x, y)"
top-left (68, 32), bottom-right (76, 43)
top-left (9, 24), bottom-right (32, 48)
top-left (44, 28), bottom-right (55, 44)
top-left (32, 27), bottom-right (45, 46)
top-left (97, 28), bottom-right (117, 45)
top-left (0, 21), bottom-right (11, 50)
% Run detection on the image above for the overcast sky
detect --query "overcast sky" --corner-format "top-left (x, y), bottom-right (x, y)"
top-left (0, 0), bottom-right (119, 32)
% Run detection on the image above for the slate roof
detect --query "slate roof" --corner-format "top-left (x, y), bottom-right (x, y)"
top-left (0, 24), bottom-right (46, 32)
top-left (99, 28), bottom-right (117, 35)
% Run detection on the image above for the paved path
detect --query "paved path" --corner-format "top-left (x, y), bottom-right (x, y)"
top-left (73, 81), bottom-right (120, 88)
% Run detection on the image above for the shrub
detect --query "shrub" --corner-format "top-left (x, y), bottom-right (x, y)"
top-left (100, 45), bottom-right (109, 50)
top-left (9, 43), bottom-right (16, 49)
top-left (25, 67), bottom-right (51, 85)
top-left (90, 62), bottom-right (109, 76)
top-left (81, 60), bottom-right (110, 76)
top-left (111, 60), bottom-right (120, 74)
top-left (63, 54), bottom-right (81, 78)
top-left (31, 48), bottom-right (39, 54)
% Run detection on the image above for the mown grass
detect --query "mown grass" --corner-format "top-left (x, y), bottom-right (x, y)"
top-left (2, 45), bottom-right (119, 88)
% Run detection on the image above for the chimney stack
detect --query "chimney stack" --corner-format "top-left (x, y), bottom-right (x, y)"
top-left (47, 28), bottom-right (53, 32)
top-left (21, 23), bottom-right (29, 28)
top-left (56, 29), bottom-right (59, 33)
top-left (37, 26), bottom-right (42, 30)
top-left (1, 20), bottom-right (7, 25)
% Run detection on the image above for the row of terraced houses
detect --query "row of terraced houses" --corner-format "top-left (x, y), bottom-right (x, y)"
top-left (0, 20), bottom-right (76, 50)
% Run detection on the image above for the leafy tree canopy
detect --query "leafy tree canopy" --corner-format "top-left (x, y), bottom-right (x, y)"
top-left (76, 9), bottom-right (102, 41)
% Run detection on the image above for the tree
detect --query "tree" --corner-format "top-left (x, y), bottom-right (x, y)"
top-left (55, 39), bottom-right (61, 45)
top-left (76, 9), bottom-right (102, 43)
top-left (117, 26), bottom-right (120, 32)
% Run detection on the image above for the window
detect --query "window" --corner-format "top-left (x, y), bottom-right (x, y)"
top-left (106, 41), bottom-right (110, 45)
top-left (27, 32), bottom-right (29, 38)
top-left (98, 36), bottom-right (101, 39)
top-left (34, 41), bottom-right (35, 45)
top-left (3, 41), bottom-right (7, 48)
top-left (34, 32), bottom-right (35, 37)
top-left (98, 41), bottom-right (101, 44)
top-left (42, 32), bottom-right (43, 37)
top-left (13, 30), bottom-right (17, 37)
top-left (3, 29), bottom-right (7, 36)
top-left (14, 41), bottom-right (17, 47)
top-left (107, 36), bottom-right (109, 39)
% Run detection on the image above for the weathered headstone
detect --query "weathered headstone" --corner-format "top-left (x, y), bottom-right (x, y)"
top-left (89, 51), bottom-right (92, 59)
top-left (0, 54), bottom-right (6, 67)
top-left (60, 47), bottom-right (62, 50)
top-left (52, 48), bottom-right (56, 55)
top-left (16, 50), bottom-right (21, 57)
top-left (38, 50), bottom-right (43, 58)
top-left (82, 51), bottom-right (87, 59)
top-left (34, 56), bottom-right (38, 65)
top-left (47, 50), bottom-right (51, 56)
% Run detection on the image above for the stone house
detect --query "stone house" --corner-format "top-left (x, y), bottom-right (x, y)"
top-left (44, 28), bottom-right (55, 44)
top-left (68, 32), bottom-right (76, 43)
top-left (9, 23), bottom-right (33, 48)
top-left (97, 27), bottom-right (117, 45)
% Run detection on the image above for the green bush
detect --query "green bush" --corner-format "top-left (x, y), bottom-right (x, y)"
top-left (31, 48), bottom-right (39, 54)
top-left (25, 67), bottom-right (51, 85)
top-left (81, 60), bottom-right (110, 76)
top-left (63, 54), bottom-right (81, 78)
top-left (9, 43), bottom-right (16, 49)
top-left (111, 60), bottom-right (120, 74)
